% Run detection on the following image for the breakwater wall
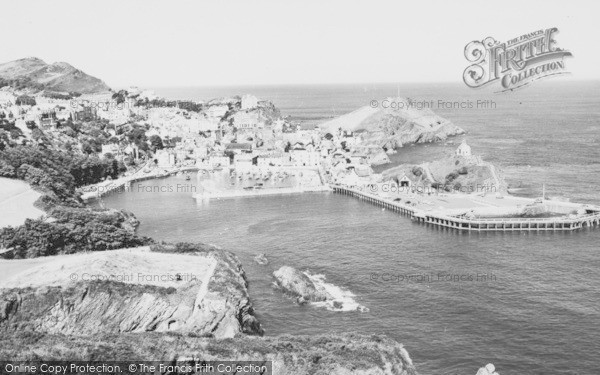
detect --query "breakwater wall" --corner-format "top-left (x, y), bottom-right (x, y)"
top-left (332, 185), bottom-right (600, 232)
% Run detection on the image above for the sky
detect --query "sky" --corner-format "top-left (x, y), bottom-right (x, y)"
top-left (1, 0), bottom-right (598, 88)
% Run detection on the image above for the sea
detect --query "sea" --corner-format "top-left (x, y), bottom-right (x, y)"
top-left (100, 81), bottom-right (600, 375)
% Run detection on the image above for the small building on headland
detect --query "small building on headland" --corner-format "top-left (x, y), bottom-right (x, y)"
top-left (241, 94), bottom-right (258, 110)
top-left (398, 173), bottom-right (412, 187)
top-left (456, 140), bottom-right (472, 157)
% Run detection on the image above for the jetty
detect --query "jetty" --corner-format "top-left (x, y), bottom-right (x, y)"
top-left (332, 185), bottom-right (600, 232)
top-left (79, 164), bottom-right (196, 200)
top-left (194, 185), bottom-right (330, 200)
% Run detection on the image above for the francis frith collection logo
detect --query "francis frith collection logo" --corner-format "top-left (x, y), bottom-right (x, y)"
top-left (463, 28), bottom-right (572, 92)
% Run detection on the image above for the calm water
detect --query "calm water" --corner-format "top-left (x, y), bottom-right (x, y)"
top-left (102, 82), bottom-right (600, 375)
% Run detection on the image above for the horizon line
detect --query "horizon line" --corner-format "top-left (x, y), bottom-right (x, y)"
top-left (114, 76), bottom-right (597, 90)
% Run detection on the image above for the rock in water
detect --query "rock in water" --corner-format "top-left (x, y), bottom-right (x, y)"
top-left (476, 363), bottom-right (499, 375)
top-left (273, 266), bottom-right (328, 302)
top-left (253, 253), bottom-right (269, 265)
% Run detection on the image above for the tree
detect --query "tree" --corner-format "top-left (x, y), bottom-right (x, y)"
top-left (31, 128), bottom-right (44, 141)
top-left (15, 95), bottom-right (36, 106)
top-left (112, 90), bottom-right (128, 105)
top-left (149, 135), bottom-right (164, 151)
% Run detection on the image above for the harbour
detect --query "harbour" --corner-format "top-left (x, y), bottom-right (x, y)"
top-left (332, 185), bottom-right (600, 231)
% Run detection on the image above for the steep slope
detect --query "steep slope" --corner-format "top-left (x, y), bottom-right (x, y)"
top-left (0, 57), bottom-right (111, 94)
top-left (0, 246), bottom-right (262, 338)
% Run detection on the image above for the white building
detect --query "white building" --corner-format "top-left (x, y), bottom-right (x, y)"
top-left (155, 149), bottom-right (177, 167)
top-left (257, 153), bottom-right (288, 168)
top-left (208, 154), bottom-right (230, 168)
top-left (233, 111), bottom-right (260, 129)
top-left (398, 173), bottom-right (412, 187)
top-left (124, 144), bottom-right (140, 160)
top-left (456, 140), bottom-right (472, 157)
top-left (100, 144), bottom-right (120, 158)
top-left (197, 117), bottom-right (220, 132)
top-left (204, 105), bottom-right (229, 119)
top-left (234, 153), bottom-right (254, 170)
top-left (289, 149), bottom-right (320, 167)
top-left (241, 94), bottom-right (258, 110)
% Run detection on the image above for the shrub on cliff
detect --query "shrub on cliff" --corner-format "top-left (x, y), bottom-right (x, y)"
top-left (0, 216), bottom-right (152, 259)
top-left (411, 166), bottom-right (423, 177)
top-left (0, 145), bottom-right (125, 203)
top-left (150, 242), bottom-right (217, 254)
top-left (0, 145), bottom-right (147, 259)
top-left (445, 172), bottom-right (459, 183)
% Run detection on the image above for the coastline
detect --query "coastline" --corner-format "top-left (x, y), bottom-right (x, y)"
top-left (0, 178), bottom-right (45, 228)
top-left (79, 165), bottom-right (198, 201)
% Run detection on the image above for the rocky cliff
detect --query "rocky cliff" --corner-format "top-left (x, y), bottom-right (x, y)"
top-left (0, 332), bottom-right (418, 375)
top-left (0, 245), bottom-right (262, 338)
top-left (0, 245), bottom-right (423, 374)
top-left (0, 57), bottom-right (111, 94)
top-left (382, 153), bottom-right (508, 194)
top-left (320, 98), bottom-right (465, 152)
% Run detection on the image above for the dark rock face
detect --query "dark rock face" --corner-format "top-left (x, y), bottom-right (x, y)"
top-left (273, 266), bottom-right (328, 302)
top-left (0, 249), bottom-right (263, 339)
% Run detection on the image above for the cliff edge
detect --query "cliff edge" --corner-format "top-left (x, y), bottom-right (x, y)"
top-left (0, 332), bottom-right (418, 375)
top-left (0, 245), bottom-right (262, 338)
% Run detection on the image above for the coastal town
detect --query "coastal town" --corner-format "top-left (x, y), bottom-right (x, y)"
top-left (1, 0), bottom-right (598, 372)
top-left (1, 86), bottom-right (379, 198)
top-left (2, 79), bottom-right (600, 232)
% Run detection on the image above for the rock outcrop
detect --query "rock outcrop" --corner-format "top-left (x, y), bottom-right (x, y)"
top-left (476, 363), bottom-right (500, 375)
top-left (0, 57), bottom-right (111, 94)
top-left (273, 266), bottom-right (328, 303)
top-left (320, 97), bottom-right (465, 154)
top-left (382, 153), bottom-right (508, 194)
top-left (0, 332), bottom-right (418, 375)
top-left (273, 266), bottom-right (369, 312)
top-left (0, 246), bottom-right (262, 338)
top-left (253, 253), bottom-right (269, 265)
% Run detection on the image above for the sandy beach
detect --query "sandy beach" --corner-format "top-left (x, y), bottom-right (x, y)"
top-left (0, 178), bottom-right (45, 228)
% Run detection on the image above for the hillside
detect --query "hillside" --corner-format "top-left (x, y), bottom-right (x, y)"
top-left (320, 97), bottom-right (465, 150)
top-left (0, 57), bottom-right (111, 94)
